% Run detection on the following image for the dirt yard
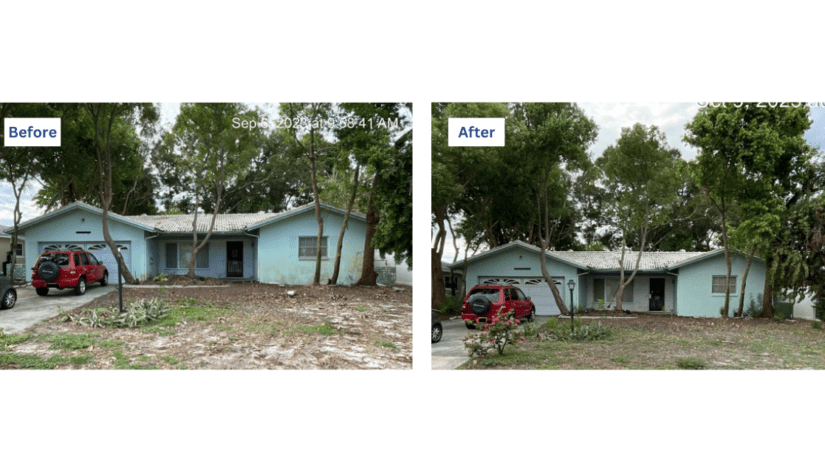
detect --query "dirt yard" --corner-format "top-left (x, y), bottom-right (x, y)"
top-left (0, 283), bottom-right (411, 370)
top-left (461, 313), bottom-right (825, 370)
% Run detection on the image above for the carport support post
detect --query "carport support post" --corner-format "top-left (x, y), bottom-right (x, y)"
top-left (117, 248), bottom-right (123, 313)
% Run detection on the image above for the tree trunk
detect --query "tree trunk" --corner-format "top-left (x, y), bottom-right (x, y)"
top-left (356, 175), bottom-right (381, 286)
top-left (719, 209), bottom-right (731, 318)
top-left (735, 246), bottom-right (756, 318)
top-left (309, 153), bottom-right (324, 285)
top-left (761, 260), bottom-right (774, 318)
top-left (536, 190), bottom-right (569, 315)
top-left (330, 164), bottom-right (360, 285)
top-left (430, 204), bottom-right (447, 309)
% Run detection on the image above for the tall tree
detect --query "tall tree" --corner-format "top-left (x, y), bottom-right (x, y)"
top-left (518, 103), bottom-right (598, 316)
top-left (685, 103), bottom-right (813, 318)
top-left (599, 123), bottom-right (679, 311)
top-left (158, 103), bottom-right (263, 279)
top-left (85, 103), bottom-right (158, 284)
top-left (280, 103), bottom-right (333, 285)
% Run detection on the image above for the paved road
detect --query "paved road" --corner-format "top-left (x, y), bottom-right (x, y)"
top-left (0, 284), bottom-right (116, 334)
top-left (431, 316), bottom-right (553, 370)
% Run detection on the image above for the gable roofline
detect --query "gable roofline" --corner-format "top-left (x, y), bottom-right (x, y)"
top-left (245, 202), bottom-right (367, 231)
top-left (2, 201), bottom-right (156, 234)
top-left (666, 248), bottom-right (765, 270)
top-left (447, 240), bottom-right (589, 270)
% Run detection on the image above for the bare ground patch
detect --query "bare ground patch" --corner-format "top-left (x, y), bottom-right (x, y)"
top-left (1, 283), bottom-right (411, 370)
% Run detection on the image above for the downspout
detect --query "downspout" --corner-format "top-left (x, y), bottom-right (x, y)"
top-left (145, 232), bottom-right (160, 280)
top-left (243, 230), bottom-right (258, 282)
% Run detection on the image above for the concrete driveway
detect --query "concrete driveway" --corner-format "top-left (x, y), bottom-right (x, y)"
top-left (432, 316), bottom-right (552, 370)
top-left (0, 284), bottom-right (116, 334)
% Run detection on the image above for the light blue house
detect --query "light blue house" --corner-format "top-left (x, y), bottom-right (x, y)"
top-left (4, 201), bottom-right (371, 286)
top-left (448, 240), bottom-right (766, 318)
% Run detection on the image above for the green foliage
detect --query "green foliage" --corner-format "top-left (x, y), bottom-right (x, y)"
top-left (462, 310), bottom-right (525, 357)
top-left (540, 319), bottom-right (613, 342)
top-left (356, 306), bottom-right (369, 312)
top-left (811, 321), bottom-right (822, 330)
top-left (675, 357), bottom-right (706, 370)
top-left (773, 302), bottom-right (793, 321)
top-left (815, 296), bottom-right (825, 322)
top-left (611, 354), bottom-right (631, 365)
top-left (520, 322), bottom-right (539, 339)
top-left (595, 299), bottom-right (607, 311)
top-left (284, 322), bottom-right (340, 336)
top-left (438, 299), bottom-right (460, 314)
top-left (744, 296), bottom-right (762, 319)
top-left (0, 352), bottom-right (70, 369)
top-left (64, 298), bottom-right (170, 328)
top-left (160, 355), bottom-right (180, 365)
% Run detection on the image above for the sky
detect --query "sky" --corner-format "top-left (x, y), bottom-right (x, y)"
top-left (438, 103), bottom-right (825, 262)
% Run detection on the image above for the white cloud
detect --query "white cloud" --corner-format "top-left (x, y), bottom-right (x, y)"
top-left (0, 182), bottom-right (44, 228)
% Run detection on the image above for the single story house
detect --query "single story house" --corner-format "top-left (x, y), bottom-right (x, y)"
top-left (0, 232), bottom-right (25, 278)
top-left (3, 201), bottom-right (372, 286)
top-left (447, 240), bottom-right (767, 318)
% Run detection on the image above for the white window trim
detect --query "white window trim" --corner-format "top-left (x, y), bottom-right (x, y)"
top-left (165, 242), bottom-right (209, 269)
top-left (298, 236), bottom-right (329, 260)
top-left (593, 277), bottom-right (634, 303)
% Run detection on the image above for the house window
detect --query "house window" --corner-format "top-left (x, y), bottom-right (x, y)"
top-left (593, 278), bottom-right (633, 303)
top-left (299, 236), bottom-right (328, 259)
top-left (15, 243), bottom-right (23, 257)
top-left (712, 275), bottom-right (737, 294)
top-left (166, 243), bottom-right (209, 269)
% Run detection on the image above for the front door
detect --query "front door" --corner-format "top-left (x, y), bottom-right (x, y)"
top-left (226, 242), bottom-right (243, 277)
top-left (649, 278), bottom-right (665, 311)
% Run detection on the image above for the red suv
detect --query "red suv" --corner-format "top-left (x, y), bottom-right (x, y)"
top-left (32, 250), bottom-right (108, 296)
top-left (461, 285), bottom-right (536, 329)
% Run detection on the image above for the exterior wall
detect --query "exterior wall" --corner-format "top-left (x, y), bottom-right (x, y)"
top-left (20, 209), bottom-right (148, 282)
top-left (158, 236), bottom-right (256, 279)
top-left (675, 254), bottom-right (767, 318)
top-left (583, 273), bottom-right (677, 313)
top-left (257, 209), bottom-right (367, 285)
top-left (146, 235), bottom-right (159, 278)
top-left (461, 246), bottom-right (583, 308)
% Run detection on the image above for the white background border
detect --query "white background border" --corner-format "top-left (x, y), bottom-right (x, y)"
top-left (3, 1), bottom-right (824, 463)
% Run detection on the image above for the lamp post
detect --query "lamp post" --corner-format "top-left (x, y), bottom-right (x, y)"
top-left (567, 279), bottom-right (576, 330)
top-left (116, 246), bottom-right (124, 313)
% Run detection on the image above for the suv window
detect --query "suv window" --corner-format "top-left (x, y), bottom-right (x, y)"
top-left (74, 254), bottom-right (81, 266)
top-left (38, 254), bottom-right (70, 268)
top-left (88, 253), bottom-right (100, 265)
top-left (509, 288), bottom-right (519, 300)
top-left (468, 287), bottom-right (501, 302)
top-left (516, 288), bottom-right (527, 300)
top-left (79, 252), bottom-right (89, 265)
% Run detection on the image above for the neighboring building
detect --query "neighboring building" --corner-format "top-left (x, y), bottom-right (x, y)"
top-left (3, 201), bottom-right (373, 286)
top-left (441, 261), bottom-right (464, 303)
top-left (0, 232), bottom-right (25, 264)
top-left (448, 240), bottom-right (767, 318)
top-left (374, 251), bottom-right (412, 286)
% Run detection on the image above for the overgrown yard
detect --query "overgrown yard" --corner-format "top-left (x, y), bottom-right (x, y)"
top-left (460, 314), bottom-right (825, 370)
top-left (0, 284), bottom-right (411, 370)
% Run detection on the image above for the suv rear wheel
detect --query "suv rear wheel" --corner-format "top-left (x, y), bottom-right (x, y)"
top-left (528, 306), bottom-right (536, 322)
top-left (36, 287), bottom-right (49, 296)
top-left (75, 277), bottom-right (86, 296)
top-left (100, 271), bottom-right (108, 287)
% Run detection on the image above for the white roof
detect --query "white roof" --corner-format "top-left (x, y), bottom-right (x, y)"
top-left (126, 212), bottom-right (280, 233)
top-left (552, 250), bottom-right (708, 271)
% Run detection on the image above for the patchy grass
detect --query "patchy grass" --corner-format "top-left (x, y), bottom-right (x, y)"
top-left (48, 333), bottom-right (100, 351)
top-left (459, 314), bottom-right (825, 370)
top-left (356, 306), bottom-right (369, 312)
top-left (374, 340), bottom-right (398, 351)
top-left (0, 352), bottom-right (69, 369)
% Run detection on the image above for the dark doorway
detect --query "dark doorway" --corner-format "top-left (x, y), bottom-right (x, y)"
top-left (227, 241), bottom-right (243, 277)
top-left (649, 278), bottom-right (665, 311)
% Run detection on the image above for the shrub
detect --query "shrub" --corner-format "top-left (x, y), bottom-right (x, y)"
top-left (595, 299), bottom-right (607, 311)
top-left (814, 295), bottom-right (825, 322)
top-left (676, 357), bottom-right (706, 370)
top-left (65, 298), bottom-right (170, 328)
top-left (462, 310), bottom-right (524, 357)
top-left (439, 298), bottom-right (460, 314)
top-left (540, 318), bottom-right (612, 342)
top-left (811, 321), bottom-right (822, 330)
top-left (520, 322), bottom-right (539, 339)
top-left (744, 297), bottom-right (762, 319)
